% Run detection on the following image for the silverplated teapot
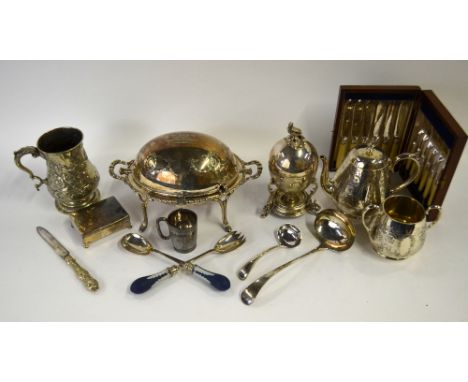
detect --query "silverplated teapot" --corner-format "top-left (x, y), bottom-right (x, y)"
top-left (320, 144), bottom-right (421, 217)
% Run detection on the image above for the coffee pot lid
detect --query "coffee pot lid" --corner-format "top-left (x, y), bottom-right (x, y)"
top-left (351, 144), bottom-right (388, 167)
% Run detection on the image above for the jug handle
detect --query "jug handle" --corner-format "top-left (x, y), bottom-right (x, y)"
top-left (390, 153), bottom-right (421, 194)
top-left (362, 204), bottom-right (380, 232)
top-left (13, 146), bottom-right (47, 190)
top-left (426, 205), bottom-right (442, 228)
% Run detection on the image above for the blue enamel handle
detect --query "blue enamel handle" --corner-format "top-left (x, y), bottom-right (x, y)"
top-left (191, 265), bottom-right (231, 291)
top-left (130, 268), bottom-right (173, 294)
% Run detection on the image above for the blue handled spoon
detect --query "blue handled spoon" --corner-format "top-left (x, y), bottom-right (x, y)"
top-left (121, 232), bottom-right (244, 293)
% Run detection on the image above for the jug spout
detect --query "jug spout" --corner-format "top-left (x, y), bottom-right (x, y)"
top-left (320, 155), bottom-right (335, 196)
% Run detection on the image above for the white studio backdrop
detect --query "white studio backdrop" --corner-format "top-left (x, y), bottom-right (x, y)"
top-left (0, 61), bottom-right (467, 321)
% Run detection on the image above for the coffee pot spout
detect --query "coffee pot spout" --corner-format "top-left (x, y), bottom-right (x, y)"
top-left (320, 155), bottom-right (335, 196)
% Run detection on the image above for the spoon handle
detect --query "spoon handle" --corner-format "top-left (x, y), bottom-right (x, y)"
top-left (241, 246), bottom-right (325, 305)
top-left (185, 248), bottom-right (215, 263)
top-left (237, 245), bottom-right (279, 281)
top-left (190, 265), bottom-right (231, 291)
top-left (130, 266), bottom-right (178, 294)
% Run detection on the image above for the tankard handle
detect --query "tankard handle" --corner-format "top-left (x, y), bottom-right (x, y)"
top-left (362, 204), bottom-right (380, 232)
top-left (390, 153), bottom-right (421, 194)
top-left (156, 217), bottom-right (171, 240)
top-left (426, 205), bottom-right (442, 228)
top-left (13, 146), bottom-right (47, 191)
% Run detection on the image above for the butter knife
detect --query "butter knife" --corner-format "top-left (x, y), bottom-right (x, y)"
top-left (36, 226), bottom-right (99, 292)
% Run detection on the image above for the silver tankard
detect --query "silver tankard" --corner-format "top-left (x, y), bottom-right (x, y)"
top-left (362, 195), bottom-right (441, 260)
top-left (14, 127), bottom-right (100, 213)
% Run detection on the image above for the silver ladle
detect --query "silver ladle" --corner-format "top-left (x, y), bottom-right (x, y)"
top-left (237, 224), bottom-right (301, 281)
top-left (241, 209), bottom-right (356, 305)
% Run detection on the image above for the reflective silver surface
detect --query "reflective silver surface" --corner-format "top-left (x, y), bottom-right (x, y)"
top-left (237, 224), bottom-right (301, 281)
top-left (110, 131), bottom-right (262, 232)
top-left (241, 209), bottom-right (355, 305)
top-left (362, 195), bottom-right (441, 260)
top-left (120, 232), bottom-right (184, 264)
top-left (275, 224), bottom-right (302, 248)
top-left (156, 209), bottom-right (197, 253)
top-left (321, 144), bottom-right (421, 217)
top-left (14, 127), bottom-right (100, 213)
top-left (135, 132), bottom-right (240, 192)
top-left (262, 122), bottom-right (319, 218)
top-left (314, 210), bottom-right (355, 251)
top-left (120, 232), bottom-right (153, 255)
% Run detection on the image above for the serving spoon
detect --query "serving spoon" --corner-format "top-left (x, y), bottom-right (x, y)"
top-left (241, 209), bottom-right (355, 305)
top-left (121, 231), bottom-right (245, 293)
top-left (237, 224), bottom-right (301, 281)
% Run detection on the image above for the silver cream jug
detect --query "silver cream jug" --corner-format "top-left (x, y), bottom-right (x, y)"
top-left (320, 144), bottom-right (421, 217)
top-left (362, 195), bottom-right (441, 260)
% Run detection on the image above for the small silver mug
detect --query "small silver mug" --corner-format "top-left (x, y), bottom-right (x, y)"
top-left (362, 195), bottom-right (441, 260)
top-left (156, 209), bottom-right (197, 253)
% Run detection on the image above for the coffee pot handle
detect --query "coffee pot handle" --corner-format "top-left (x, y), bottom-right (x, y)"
top-left (362, 204), bottom-right (380, 232)
top-left (390, 153), bottom-right (421, 194)
top-left (13, 146), bottom-right (47, 191)
top-left (426, 205), bottom-right (442, 228)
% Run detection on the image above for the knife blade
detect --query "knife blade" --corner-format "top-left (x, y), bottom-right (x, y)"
top-left (36, 226), bottom-right (99, 292)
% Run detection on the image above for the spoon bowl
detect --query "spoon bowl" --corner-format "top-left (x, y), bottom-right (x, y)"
top-left (121, 233), bottom-right (153, 255)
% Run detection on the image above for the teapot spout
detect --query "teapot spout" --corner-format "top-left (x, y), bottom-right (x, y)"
top-left (320, 155), bottom-right (335, 195)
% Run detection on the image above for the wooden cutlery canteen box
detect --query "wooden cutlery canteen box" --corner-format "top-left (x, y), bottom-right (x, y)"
top-left (328, 85), bottom-right (467, 221)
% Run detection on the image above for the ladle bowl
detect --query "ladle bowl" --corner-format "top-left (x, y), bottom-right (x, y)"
top-left (276, 224), bottom-right (302, 248)
top-left (314, 209), bottom-right (355, 251)
top-left (241, 209), bottom-right (355, 305)
top-left (238, 224), bottom-right (301, 281)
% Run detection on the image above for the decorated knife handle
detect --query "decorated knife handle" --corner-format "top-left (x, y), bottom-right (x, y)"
top-left (190, 264), bottom-right (231, 291)
top-left (64, 255), bottom-right (99, 292)
top-left (130, 266), bottom-right (178, 294)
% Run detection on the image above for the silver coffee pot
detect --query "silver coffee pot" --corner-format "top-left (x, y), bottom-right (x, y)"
top-left (320, 144), bottom-right (421, 217)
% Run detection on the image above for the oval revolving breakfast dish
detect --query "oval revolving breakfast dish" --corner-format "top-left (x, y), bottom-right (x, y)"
top-left (110, 131), bottom-right (262, 232)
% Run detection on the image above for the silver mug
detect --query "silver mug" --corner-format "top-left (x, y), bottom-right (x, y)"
top-left (362, 195), bottom-right (441, 260)
top-left (156, 209), bottom-right (197, 253)
top-left (14, 127), bottom-right (100, 213)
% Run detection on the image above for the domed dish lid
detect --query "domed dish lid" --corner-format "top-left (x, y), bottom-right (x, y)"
top-left (270, 122), bottom-right (318, 174)
top-left (133, 131), bottom-right (241, 192)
